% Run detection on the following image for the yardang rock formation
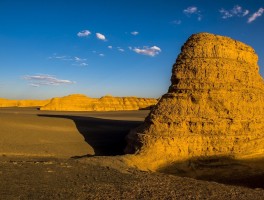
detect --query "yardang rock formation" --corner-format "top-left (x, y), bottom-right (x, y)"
top-left (125, 32), bottom-right (264, 171)
top-left (0, 98), bottom-right (50, 107)
top-left (40, 94), bottom-right (157, 111)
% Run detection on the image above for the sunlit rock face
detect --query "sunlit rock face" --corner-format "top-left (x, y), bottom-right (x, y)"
top-left (40, 94), bottom-right (157, 111)
top-left (40, 94), bottom-right (97, 111)
top-left (95, 95), bottom-right (157, 111)
top-left (0, 98), bottom-right (50, 107)
top-left (125, 33), bottom-right (264, 171)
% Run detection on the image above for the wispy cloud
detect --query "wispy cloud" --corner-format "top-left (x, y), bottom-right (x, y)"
top-left (96, 33), bottom-right (106, 41)
top-left (171, 20), bottom-right (182, 25)
top-left (183, 6), bottom-right (202, 21)
top-left (54, 55), bottom-right (66, 59)
top-left (248, 8), bottom-right (264, 23)
top-left (74, 56), bottom-right (87, 62)
top-left (73, 62), bottom-right (88, 67)
top-left (48, 54), bottom-right (73, 61)
top-left (117, 47), bottom-right (125, 52)
top-left (79, 63), bottom-right (88, 66)
top-left (77, 30), bottom-right (91, 37)
top-left (184, 6), bottom-right (198, 14)
top-left (219, 5), bottom-right (249, 19)
top-left (23, 74), bottom-right (76, 87)
top-left (49, 54), bottom-right (88, 66)
top-left (73, 57), bottom-right (88, 66)
top-left (131, 31), bottom-right (139, 35)
top-left (29, 83), bottom-right (40, 87)
top-left (108, 45), bottom-right (113, 49)
top-left (91, 51), bottom-right (105, 57)
top-left (72, 62), bottom-right (88, 67)
top-left (132, 46), bottom-right (161, 57)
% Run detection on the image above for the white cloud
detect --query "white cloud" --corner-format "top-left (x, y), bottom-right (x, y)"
top-left (48, 54), bottom-right (73, 61)
top-left (54, 56), bottom-right (66, 59)
top-left (132, 46), bottom-right (161, 57)
top-left (219, 9), bottom-right (232, 18)
top-left (108, 45), bottom-right (113, 49)
top-left (220, 5), bottom-right (249, 19)
top-left (131, 31), bottom-right (139, 35)
top-left (29, 83), bottom-right (40, 87)
top-left (183, 6), bottom-right (198, 14)
top-left (74, 56), bottom-right (87, 62)
top-left (73, 57), bottom-right (88, 66)
top-left (96, 33), bottom-right (106, 41)
top-left (183, 6), bottom-right (202, 21)
top-left (49, 54), bottom-right (88, 66)
top-left (243, 10), bottom-right (249, 16)
top-left (77, 30), bottom-right (91, 37)
top-left (248, 8), bottom-right (264, 23)
top-left (150, 46), bottom-right (161, 51)
top-left (23, 74), bottom-right (76, 87)
top-left (79, 63), bottom-right (88, 67)
top-left (117, 47), bottom-right (125, 52)
top-left (72, 62), bottom-right (88, 67)
top-left (99, 53), bottom-right (105, 57)
top-left (172, 20), bottom-right (182, 25)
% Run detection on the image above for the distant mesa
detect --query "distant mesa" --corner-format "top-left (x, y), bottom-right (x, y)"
top-left (124, 32), bottom-right (264, 171)
top-left (0, 94), bottom-right (157, 111)
top-left (40, 94), bottom-right (158, 111)
top-left (0, 98), bottom-right (50, 108)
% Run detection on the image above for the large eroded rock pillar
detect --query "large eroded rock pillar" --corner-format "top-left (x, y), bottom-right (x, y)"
top-left (125, 33), bottom-right (264, 171)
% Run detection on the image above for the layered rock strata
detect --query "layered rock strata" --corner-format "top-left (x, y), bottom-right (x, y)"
top-left (0, 98), bottom-right (50, 107)
top-left (124, 33), bottom-right (264, 171)
top-left (40, 94), bottom-right (157, 111)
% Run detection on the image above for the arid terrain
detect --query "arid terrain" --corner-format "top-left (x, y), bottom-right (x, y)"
top-left (0, 107), bottom-right (264, 199)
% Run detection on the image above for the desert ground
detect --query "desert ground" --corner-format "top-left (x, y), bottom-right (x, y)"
top-left (0, 107), bottom-right (264, 199)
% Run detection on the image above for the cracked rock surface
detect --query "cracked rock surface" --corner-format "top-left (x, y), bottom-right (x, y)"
top-left (125, 33), bottom-right (264, 171)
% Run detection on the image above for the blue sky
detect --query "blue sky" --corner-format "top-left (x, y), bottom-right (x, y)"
top-left (0, 0), bottom-right (263, 99)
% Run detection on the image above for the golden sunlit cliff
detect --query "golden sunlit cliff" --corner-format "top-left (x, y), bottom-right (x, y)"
top-left (0, 98), bottom-right (50, 107)
top-left (40, 94), bottom-right (158, 111)
top-left (124, 32), bottom-right (264, 171)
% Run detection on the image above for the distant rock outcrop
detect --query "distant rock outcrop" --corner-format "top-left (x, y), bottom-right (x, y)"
top-left (124, 33), bottom-right (264, 171)
top-left (40, 94), bottom-right (158, 111)
top-left (0, 98), bottom-right (50, 107)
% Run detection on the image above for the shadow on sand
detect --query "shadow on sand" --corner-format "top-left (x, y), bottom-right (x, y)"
top-left (158, 156), bottom-right (264, 189)
top-left (36, 113), bottom-right (264, 189)
top-left (38, 114), bottom-right (142, 157)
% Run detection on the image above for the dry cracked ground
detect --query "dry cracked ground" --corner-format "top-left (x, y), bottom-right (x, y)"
top-left (0, 108), bottom-right (263, 199)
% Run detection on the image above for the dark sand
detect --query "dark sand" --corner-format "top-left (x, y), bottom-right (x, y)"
top-left (0, 107), bottom-right (264, 199)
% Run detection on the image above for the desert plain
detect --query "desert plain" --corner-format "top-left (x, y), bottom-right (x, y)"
top-left (0, 107), bottom-right (264, 199)
top-left (1, 0), bottom-right (264, 199)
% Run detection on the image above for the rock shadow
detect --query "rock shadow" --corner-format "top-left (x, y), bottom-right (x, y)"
top-left (38, 114), bottom-right (143, 156)
top-left (158, 156), bottom-right (264, 189)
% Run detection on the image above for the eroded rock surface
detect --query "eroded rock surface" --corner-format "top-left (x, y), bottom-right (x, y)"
top-left (40, 94), bottom-right (157, 111)
top-left (124, 32), bottom-right (264, 171)
top-left (0, 98), bottom-right (50, 107)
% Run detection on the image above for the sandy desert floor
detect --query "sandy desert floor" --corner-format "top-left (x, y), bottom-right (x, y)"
top-left (0, 107), bottom-right (264, 199)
